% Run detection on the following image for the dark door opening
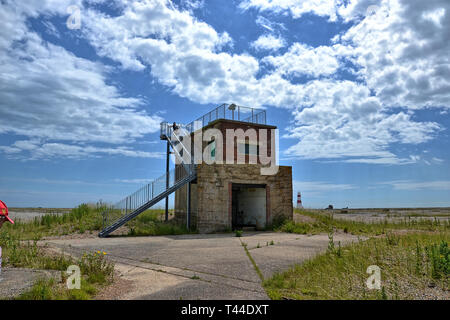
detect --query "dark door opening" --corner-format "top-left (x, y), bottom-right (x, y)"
top-left (231, 183), bottom-right (266, 230)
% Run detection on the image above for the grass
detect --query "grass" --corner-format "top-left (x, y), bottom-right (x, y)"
top-left (125, 209), bottom-right (195, 236)
top-left (280, 209), bottom-right (450, 236)
top-left (0, 231), bottom-right (114, 300)
top-left (263, 209), bottom-right (449, 300)
top-left (17, 277), bottom-right (100, 300)
top-left (2, 204), bottom-right (194, 300)
top-left (2, 203), bottom-right (104, 240)
top-left (0, 204), bottom-right (194, 298)
top-left (2, 203), bottom-right (194, 239)
top-left (0, 203), bottom-right (117, 300)
top-left (241, 241), bottom-right (264, 281)
top-left (264, 232), bottom-right (450, 300)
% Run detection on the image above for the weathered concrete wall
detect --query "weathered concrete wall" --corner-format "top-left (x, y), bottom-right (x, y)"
top-left (175, 164), bottom-right (292, 233)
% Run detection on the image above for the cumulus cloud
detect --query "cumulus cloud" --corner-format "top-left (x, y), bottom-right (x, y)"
top-left (263, 43), bottom-right (340, 77)
top-left (239, 0), bottom-right (340, 21)
top-left (284, 80), bottom-right (441, 163)
top-left (2, 0), bottom-right (447, 165)
top-left (79, 0), bottom-right (268, 105)
top-left (251, 34), bottom-right (286, 52)
top-left (339, 0), bottom-right (450, 109)
top-left (0, 0), bottom-right (162, 160)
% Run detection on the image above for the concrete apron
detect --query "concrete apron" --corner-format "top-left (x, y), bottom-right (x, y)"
top-left (42, 232), bottom-right (361, 300)
top-left (0, 268), bottom-right (62, 298)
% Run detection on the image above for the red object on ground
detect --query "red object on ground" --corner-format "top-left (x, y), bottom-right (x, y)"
top-left (0, 200), bottom-right (14, 224)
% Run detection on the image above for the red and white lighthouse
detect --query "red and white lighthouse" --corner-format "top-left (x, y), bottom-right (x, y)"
top-left (296, 192), bottom-right (303, 209)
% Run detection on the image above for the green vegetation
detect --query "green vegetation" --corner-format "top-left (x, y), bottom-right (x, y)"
top-left (16, 277), bottom-right (99, 300)
top-left (3, 204), bottom-right (194, 239)
top-left (126, 209), bottom-right (195, 236)
top-left (2, 203), bottom-right (104, 240)
top-left (263, 210), bottom-right (449, 300)
top-left (277, 220), bottom-right (329, 235)
top-left (0, 231), bottom-right (114, 300)
top-left (0, 203), bottom-right (119, 300)
top-left (9, 207), bottom-right (71, 214)
top-left (235, 230), bottom-right (243, 237)
top-left (241, 241), bottom-right (264, 281)
top-left (264, 232), bottom-right (450, 300)
top-left (0, 204), bottom-right (195, 298)
top-left (279, 209), bottom-right (450, 236)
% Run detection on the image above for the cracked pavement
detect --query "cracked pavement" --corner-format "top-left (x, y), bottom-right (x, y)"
top-left (42, 231), bottom-right (360, 299)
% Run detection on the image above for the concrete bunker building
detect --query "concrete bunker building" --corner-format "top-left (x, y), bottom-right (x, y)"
top-left (171, 104), bottom-right (293, 233)
top-left (99, 103), bottom-right (292, 237)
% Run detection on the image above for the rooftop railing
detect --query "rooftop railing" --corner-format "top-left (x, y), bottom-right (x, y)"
top-left (161, 103), bottom-right (266, 138)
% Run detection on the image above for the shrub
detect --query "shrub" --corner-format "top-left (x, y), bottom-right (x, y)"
top-left (271, 216), bottom-right (288, 229)
top-left (427, 241), bottom-right (449, 279)
top-left (79, 251), bottom-right (114, 285)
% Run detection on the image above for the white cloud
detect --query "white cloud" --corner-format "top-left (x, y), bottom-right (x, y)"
top-left (338, 0), bottom-right (450, 109)
top-left (251, 34), bottom-right (286, 52)
top-left (2, 0), bottom-right (446, 165)
top-left (114, 179), bottom-right (152, 184)
top-left (239, 0), bottom-right (340, 21)
top-left (0, 1), bottom-right (163, 160)
top-left (284, 80), bottom-right (440, 163)
top-left (80, 0), bottom-right (271, 106)
top-left (381, 180), bottom-right (450, 190)
top-left (294, 180), bottom-right (356, 192)
top-left (255, 15), bottom-right (286, 32)
top-left (83, 0), bottom-right (233, 71)
top-left (42, 20), bottom-right (60, 38)
top-left (263, 43), bottom-right (340, 77)
top-left (2, 140), bottom-right (163, 160)
top-left (241, 0), bottom-right (450, 110)
top-left (178, 0), bottom-right (205, 11)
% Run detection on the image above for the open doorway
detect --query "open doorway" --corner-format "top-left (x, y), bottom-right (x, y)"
top-left (232, 183), bottom-right (266, 230)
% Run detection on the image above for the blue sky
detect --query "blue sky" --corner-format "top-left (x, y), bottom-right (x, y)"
top-left (0, 0), bottom-right (449, 208)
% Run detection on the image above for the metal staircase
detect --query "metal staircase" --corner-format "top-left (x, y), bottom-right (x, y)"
top-left (98, 123), bottom-right (195, 237)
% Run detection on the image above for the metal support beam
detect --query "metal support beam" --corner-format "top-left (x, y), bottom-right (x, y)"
top-left (187, 182), bottom-right (191, 230)
top-left (165, 140), bottom-right (170, 222)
